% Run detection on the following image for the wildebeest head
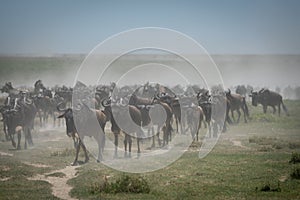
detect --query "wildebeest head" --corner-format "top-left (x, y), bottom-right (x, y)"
top-left (249, 91), bottom-right (259, 106)
top-left (58, 108), bottom-right (76, 137)
top-left (1, 82), bottom-right (13, 93)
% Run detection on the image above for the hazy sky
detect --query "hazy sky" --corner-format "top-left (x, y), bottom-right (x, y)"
top-left (0, 0), bottom-right (299, 55)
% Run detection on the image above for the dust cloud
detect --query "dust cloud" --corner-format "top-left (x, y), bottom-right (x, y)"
top-left (0, 54), bottom-right (299, 98)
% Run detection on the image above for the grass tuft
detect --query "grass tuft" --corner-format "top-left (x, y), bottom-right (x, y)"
top-left (290, 167), bottom-right (300, 179)
top-left (46, 172), bottom-right (66, 178)
top-left (259, 182), bottom-right (281, 192)
top-left (50, 148), bottom-right (75, 157)
top-left (289, 152), bottom-right (300, 164)
top-left (89, 174), bottom-right (150, 194)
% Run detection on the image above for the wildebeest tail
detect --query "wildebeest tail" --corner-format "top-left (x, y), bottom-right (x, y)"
top-left (243, 97), bottom-right (249, 117)
top-left (281, 99), bottom-right (289, 116)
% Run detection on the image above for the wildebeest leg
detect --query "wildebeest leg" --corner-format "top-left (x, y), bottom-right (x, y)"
top-left (53, 114), bottom-right (56, 127)
top-left (128, 135), bottom-right (132, 158)
top-left (9, 133), bottom-right (16, 148)
top-left (26, 128), bottom-right (33, 146)
top-left (3, 122), bottom-right (9, 141)
top-left (175, 117), bottom-right (179, 133)
top-left (163, 124), bottom-right (170, 145)
top-left (278, 103), bottom-right (281, 116)
top-left (137, 137), bottom-right (141, 156)
top-left (263, 105), bottom-right (267, 114)
top-left (24, 130), bottom-right (28, 150)
top-left (17, 130), bottom-right (21, 150)
top-left (281, 100), bottom-right (289, 116)
top-left (72, 139), bottom-right (81, 166)
top-left (207, 120), bottom-right (212, 138)
top-left (38, 110), bottom-right (43, 127)
top-left (94, 133), bottom-right (104, 162)
top-left (124, 134), bottom-right (128, 157)
top-left (222, 121), bottom-right (227, 133)
top-left (114, 133), bottom-right (119, 158)
top-left (80, 141), bottom-right (89, 163)
top-left (231, 110), bottom-right (235, 122)
top-left (241, 106), bottom-right (247, 123)
top-left (272, 106), bottom-right (276, 115)
top-left (237, 109), bottom-right (241, 123)
top-left (213, 122), bottom-right (218, 137)
top-left (23, 128), bottom-right (28, 149)
top-left (72, 136), bottom-right (79, 149)
top-left (157, 125), bottom-right (162, 146)
top-left (151, 127), bottom-right (156, 148)
top-left (197, 119), bottom-right (201, 141)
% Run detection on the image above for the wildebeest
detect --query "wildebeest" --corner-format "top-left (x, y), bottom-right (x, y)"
top-left (33, 94), bottom-right (53, 127)
top-left (54, 85), bottom-right (73, 105)
top-left (197, 91), bottom-right (212, 130)
top-left (102, 98), bottom-right (147, 158)
top-left (57, 103), bottom-right (107, 165)
top-left (183, 102), bottom-right (204, 141)
top-left (2, 97), bottom-right (36, 149)
top-left (250, 89), bottom-right (289, 116)
top-left (155, 93), bottom-right (181, 135)
top-left (225, 89), bottom-right (249, 123)
top-left (0, 105), bottom-right (10, 141)
top-left (130, 91), bottom-right (174, 147)
top-left (0, 82), bottom-right (19, 98)
top-left (197, 90), bottom-right (229, 136)
top-left (150, 96), bottom-right (173, 146)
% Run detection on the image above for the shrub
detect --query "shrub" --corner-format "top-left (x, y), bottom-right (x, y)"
top-left (259, 182), bottom-right (281, 192)
top-left (290, 168), bottom-right (300, 179)
top-left (289, 152), bottom-right (300, 164)
top-left (90, 174), bottom-right (150, 194)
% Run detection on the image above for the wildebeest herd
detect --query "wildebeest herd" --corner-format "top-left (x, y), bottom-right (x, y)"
top-left (0, 80), bottom-right (289, 165)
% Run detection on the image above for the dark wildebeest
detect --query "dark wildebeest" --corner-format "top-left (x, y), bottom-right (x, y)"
top-left (3, 97), bottom-right (36, 149)
top-left (33, 94), bottom-right (53, 127)
top-left (55, 86), bottom-right (73, 106)
top-left (57, 103), bottom-right (107, 165)
top-left (0, 105), bottom-right (10, 141)
top-left (197, 91), bottom-right (212, 130)
top-left (198, 91), bottom-right (229, 137)
top-left (130, 92), bottom-right (174, 147)
top-left (250, 89), bottom-right (289, 116)
top-left (102, 98), bottom-right (150, 158)
top-left (183, 102), bottom-right (204, 141)
top-left (149, 96), bottom-right (173, 147)
top-left (0, 82), bottom-right (19, 98)
top-left (155, 93), bottom-right (181, 136)
top-left (225, 89), bottom-right (249, 123)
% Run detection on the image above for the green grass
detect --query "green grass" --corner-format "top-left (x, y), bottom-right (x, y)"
top-left (0, 156), bottom-right (60, 200)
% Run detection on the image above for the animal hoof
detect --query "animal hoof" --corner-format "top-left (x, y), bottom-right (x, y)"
top-left (17, 146), bottom-right (21, 150)
top-left (71, 162), bottom-right (79, 166)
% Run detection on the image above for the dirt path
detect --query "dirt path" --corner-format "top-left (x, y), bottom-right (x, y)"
top-left (0, 151), bottom-right (13, 157)
top-left (28, 165), bottom-right (79, 200)
top-left (231, 140), bottom-right (250, 149)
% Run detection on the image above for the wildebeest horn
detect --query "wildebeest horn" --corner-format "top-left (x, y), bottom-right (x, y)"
top-left (57, 102), bottom-right (67, 112)
top-left (25, 98), bottom-right (33, 105)
top-left (101, 98), bottom-right (111, 107)
top-left (155, 93), bottom-right (160, 99)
